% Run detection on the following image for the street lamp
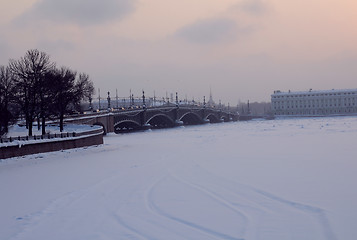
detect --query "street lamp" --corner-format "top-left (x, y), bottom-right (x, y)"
top-left (107, 91), bottom-right (111, 111)
top-left (176, 92), bottom-right (179, 107)
top-left (142, 90), bottom-right (146, 109)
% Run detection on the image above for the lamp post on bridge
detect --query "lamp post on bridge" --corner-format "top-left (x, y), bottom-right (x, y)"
top-left (176, 92), bottom-right (179, 108)
top-left (153, 91), bottom-right (156, 107)
top-left (129, 89), bottom-right (131, 108)
top-left (116, 89), bottom-right (119, 109)
top-left (203, 96), bottom-right (206, 108)
top-left (98, 88), bottom-right (101, 111)
top-left (142, 90), bottom-right (146, 109)
top-left (129, 89), bottom-right (134, 108)
top-left (107, 91), bottom-right (111, 111)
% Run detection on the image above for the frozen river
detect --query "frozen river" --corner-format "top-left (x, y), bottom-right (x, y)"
top-left (1, 116), bottom-right (357, 240)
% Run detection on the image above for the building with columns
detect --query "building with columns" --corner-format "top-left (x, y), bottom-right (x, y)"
top-left (271, 89), bottom-right (357, 116)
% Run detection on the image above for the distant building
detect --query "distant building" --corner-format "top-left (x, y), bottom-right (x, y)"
top-left (271, 89), bottom-right (357, 116)
top-left (207, 88), bottom-right (215, 107)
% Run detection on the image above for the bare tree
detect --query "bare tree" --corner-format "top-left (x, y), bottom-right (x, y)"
top-left (46, 68), bottom-right (94, 131)
top-left (8, 49), bottom-right (55, 136)
top-left (76, 73), bottom-right (95, 111)
top-left (4, 49), bottom-right (95, 135)
top-left (0, 66), bottom-right (17, 136)
top-left (46, 67), bottom-right (77, 132)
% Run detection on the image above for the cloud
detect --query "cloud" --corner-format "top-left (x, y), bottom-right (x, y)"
top-left (175, 18), bottom-right (251, 44)
top-left (16, 0), bottom-right (137, 26)
top-left (233, 0), bottom-right (270, 16)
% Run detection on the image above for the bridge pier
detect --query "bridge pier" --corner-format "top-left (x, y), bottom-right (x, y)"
top-left (140, 108), bottom-right (151, 130)
top-left (175, 120), bottom-right (184, 126)
top-left (107, 114), bottom-right (114, 133)
top-left (140, 109), bottom-right (146, 127)
top-left (174, 105), bottom-right (184, 126)
top-left (139, 124), bottom-right (151, 131)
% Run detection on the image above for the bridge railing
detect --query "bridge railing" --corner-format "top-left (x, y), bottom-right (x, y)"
top-left (85, 96), bottom-right (234, 110)
top-left (81, 104), bottom-right (237, 114)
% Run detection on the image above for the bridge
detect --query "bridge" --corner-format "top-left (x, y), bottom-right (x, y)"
top-left (66, 105), bottom-right (239, 134)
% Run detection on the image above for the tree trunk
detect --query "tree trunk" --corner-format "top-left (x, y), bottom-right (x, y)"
top-left (60, 113), bottom-right (64, 132)
top-left (4, 124), bottom-right (8, 134)
top-left (42, 116), bottom-right (46, 135)
top-left (37, 117), bottom-right (41, 130)
top-left (28, 120), bottom-right (33, 136)
top-left (26, 115), bottom-right (29, 129)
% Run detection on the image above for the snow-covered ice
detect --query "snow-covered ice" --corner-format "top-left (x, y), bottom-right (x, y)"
top-left (1, 116), bottom-right (357, 240)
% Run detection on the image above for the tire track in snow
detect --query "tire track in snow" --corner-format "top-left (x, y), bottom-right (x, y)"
top-left (110, 172), bottom-right (201, 240)
top-left (168, 164), bottom-right (276, 240)
top-left (113, 210), bottom-right (201, 240)
top-left (10, 187), bottom-right (98, 240)
top-left (9, 172), bottom-right (128, 240)
top-left (175, 164), bottom-right (337, 240)
top-left (253, 189), bottom-right (337, 240)
top-left (171, 173), bottom-right (272, 240)
top-left (146, 175), bottom-right (245, 240)
top-left (170, 174), bottom-right (249, 235)
top-left (111, 213), bottom-right (155, 240)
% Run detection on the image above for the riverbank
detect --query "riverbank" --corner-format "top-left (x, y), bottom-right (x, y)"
top-left (0, 124), bottom-right (103, 159)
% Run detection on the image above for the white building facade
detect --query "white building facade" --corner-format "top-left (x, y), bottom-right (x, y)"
top-left (271, 89), bottom-right (357, 116)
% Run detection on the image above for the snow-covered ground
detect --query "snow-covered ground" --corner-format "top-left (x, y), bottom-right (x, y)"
top-left (5, 124), bottom-right (100, 138)
top-left (1, 124), bottom-right (102, 148)
top-left (1, 116), bottom-right (357, 240)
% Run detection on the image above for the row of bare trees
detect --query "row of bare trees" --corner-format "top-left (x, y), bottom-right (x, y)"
top-left (0, 49), bottom-right (94, 137)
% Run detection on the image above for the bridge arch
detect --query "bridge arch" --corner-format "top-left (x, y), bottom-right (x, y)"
top-left (179, 112), bottom-right (203, 125)
top-left (114, 120), bottom-right (142, 133)
top-left (146, 114), bottom-right (175, 129)
top-left (93, 122), bottom-right (107, 135)
top-left (205, 113), bottom-right (221, 123)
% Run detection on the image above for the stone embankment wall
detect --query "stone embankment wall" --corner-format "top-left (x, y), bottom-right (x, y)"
top-left (0, 128), bottom-right (104, 159)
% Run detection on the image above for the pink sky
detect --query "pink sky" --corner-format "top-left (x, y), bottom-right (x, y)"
top-left (1, 0), bottom-right (356, 103)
